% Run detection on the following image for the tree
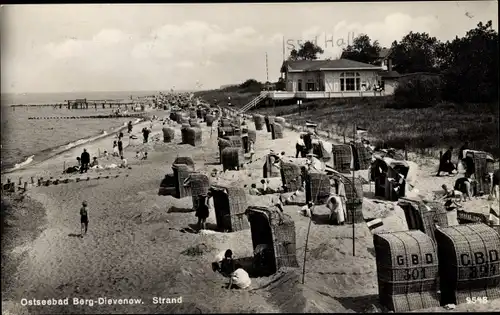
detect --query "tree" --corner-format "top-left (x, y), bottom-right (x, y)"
top-left (341, 34), bottom-right (381, 65)
top-left (390, 32), bottom-right (441, 73)
top-left (276, 77), bottom-right (286, 91)
top-left (287, 41), bottom-right (324, 61)
top-left (239, 79), bottom-right (263, 92)
top-left (440, 20), bottom-right (498, 103)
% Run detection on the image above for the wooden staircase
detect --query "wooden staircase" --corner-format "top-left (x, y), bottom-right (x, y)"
top-left (238, 91), bottom-right (269, 114)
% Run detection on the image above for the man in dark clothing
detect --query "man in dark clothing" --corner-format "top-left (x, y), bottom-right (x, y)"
top-left (80, 149), bottom-right (90, 173)
top-left (117, 138), bottom-right (123, 157)
top-left (436, 147), bottom-right (456, 176)
top-left (142, 127), bottom-right (150, 143)
top-left (127, 121), bottom-right (133, 133)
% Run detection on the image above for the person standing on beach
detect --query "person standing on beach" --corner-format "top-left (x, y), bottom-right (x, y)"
top-left (112, 141), bottom-right (119, 157)
top-left (80, 149), bottom-right (90, 173)
top-left (195, 192), bottom-right (211, 232)
top-left (80, 201), bottom-right (89, 237)
top-left (127, 121), bottom-right (133, 134)
top-left (117, 137), bottom-right (123, 157)
top-left (142, 127), bottom-right (151, 143)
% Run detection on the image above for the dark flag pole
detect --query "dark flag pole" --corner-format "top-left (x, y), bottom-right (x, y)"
top-left (352, 122), bottom-right (356, 257)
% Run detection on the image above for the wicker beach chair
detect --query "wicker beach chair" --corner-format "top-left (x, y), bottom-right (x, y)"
top-left (246, 206), bottom-right (299, 275)
top-left (210, 185), bottom-right (249, 232)
top-left (374, 230), bottom-right (440, 312)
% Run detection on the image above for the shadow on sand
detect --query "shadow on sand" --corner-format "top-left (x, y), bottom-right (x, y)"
top-left (68, 233), bottom-right (82, 238)
top-left (334, 294), bottom-right (380, 313)
top-left (204, 161), bottom-right (220, 166)
top-left (311, 214), bottom-right (332, 225)
top-left (167, 206), bottom-right (194, 213)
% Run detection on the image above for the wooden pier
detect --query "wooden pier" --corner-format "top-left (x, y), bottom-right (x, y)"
top-left (10, 98), bottom-right (140, 109)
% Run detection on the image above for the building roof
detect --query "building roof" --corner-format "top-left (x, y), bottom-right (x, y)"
top-left (281, 59), bottom-right (382, 72)
top-left (378, 48), bottom-right (392, 60)
top-left (379, 70), bottom-right (401, 78)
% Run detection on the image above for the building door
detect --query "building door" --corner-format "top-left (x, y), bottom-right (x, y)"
top-left (307, 82), bottom-right (315, 91)
top-left (298, 80), bottom-right (303, 91)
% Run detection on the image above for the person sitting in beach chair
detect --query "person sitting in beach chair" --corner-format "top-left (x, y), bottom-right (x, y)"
top-left (89, 157), bottom-right (99, 168)
top-left (436, 147), bottom-right (456, 176)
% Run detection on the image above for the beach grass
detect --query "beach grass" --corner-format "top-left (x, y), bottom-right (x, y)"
top-left (203, 92), bottom-right (499, 159)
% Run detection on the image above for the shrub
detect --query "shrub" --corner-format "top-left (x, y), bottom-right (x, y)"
top-left (391, 74), bottom-right (442, 109)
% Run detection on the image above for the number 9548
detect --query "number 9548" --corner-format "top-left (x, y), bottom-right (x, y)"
top-left (466, 297), bottom-right (488, 304)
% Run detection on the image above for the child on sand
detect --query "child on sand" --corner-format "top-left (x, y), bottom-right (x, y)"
top-left (119, 156), bottom-right (128, 168)
top-left (441, 184), bottom-right (465, 202)
top-left (112, 141), bottom-right (119, 157)
top-left (195, 192), bottom-right (211, 232)
top-left (80, 201), bottom-right (89, 238)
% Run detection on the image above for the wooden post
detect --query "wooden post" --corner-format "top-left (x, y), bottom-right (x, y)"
top-left (63, 161), bottom-right (66, 173)
top-left (352, 123), bottom-right (356, 257)
top-left (302, 215), bottom-right (313, 284)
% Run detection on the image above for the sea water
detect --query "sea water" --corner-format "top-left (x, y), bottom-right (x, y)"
top-left (0, 91), bottom-right (161, 171)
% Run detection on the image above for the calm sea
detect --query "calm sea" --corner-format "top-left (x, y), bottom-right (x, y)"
top-left (0, 90), bottom-right (188, 172)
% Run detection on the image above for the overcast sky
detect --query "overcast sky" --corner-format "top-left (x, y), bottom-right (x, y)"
top-left (1, 2), bottom-right (498, 93)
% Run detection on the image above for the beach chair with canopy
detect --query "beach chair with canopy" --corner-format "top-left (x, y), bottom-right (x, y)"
top-left (463, 149), bottom-right (495, 195)
top-left (372, 156), bottom-right (410, 201)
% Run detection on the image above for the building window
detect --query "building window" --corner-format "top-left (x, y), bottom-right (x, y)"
top-left (340, 72), bottom-right (361, 91)
top-left (298, 79), bottom-right (303, 91)
top-left (307, 79), bottom-right (315, 91)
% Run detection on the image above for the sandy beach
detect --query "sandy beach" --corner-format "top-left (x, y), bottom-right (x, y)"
top-left (2, 108), bottom-right (499, 314)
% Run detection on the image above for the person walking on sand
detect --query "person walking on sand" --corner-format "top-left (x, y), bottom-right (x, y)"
top-left (80, 201), bottom-right (89, 237)
top-left (127, 121), bottom-right (133, 134)
top-left (117, 137), bottom-right (123, 157)
top-left (80, 149), bottom-right (90, 173)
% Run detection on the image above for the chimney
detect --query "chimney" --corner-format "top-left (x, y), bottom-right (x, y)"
top-left (387, 58), bottom-right (392, 72)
